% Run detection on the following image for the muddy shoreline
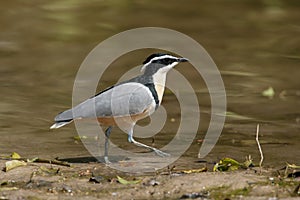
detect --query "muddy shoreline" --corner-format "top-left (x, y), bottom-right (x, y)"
top-left (1, 159), bottom-right (299, 200)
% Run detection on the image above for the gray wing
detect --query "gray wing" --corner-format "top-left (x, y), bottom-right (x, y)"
top-left (54, 82), bottom-right (154, 122)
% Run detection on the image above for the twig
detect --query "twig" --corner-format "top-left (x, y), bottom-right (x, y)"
top-left (0, 156), bottom-right (71, 167)
top-left (32, 158), bottom-right (71, 167)
top-left (256, 124), bottom-right (264, 173)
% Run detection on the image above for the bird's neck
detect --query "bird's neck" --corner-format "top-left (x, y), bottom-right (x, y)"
top-left (152, 71), bottom-right (168, 104)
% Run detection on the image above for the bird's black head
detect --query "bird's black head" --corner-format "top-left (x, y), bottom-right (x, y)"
top-left (141, 53), bottom-right (189, 75)
top-left (142, 53), bottom-right (167, 64)
top-left (142, 53), bottom-right (188, 66)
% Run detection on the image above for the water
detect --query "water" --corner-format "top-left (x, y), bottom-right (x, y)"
top-left (0, 0), bottom-right (299, 171)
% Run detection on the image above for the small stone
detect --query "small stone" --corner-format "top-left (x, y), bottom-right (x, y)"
top-left (111, 192), bottom-right (117, 196)
top-left (62, 185), bottom-right (72, 193)
top-left (89, 176), bottom-right (104, 183)
top-left (149, 179), bottom-right (160, 186)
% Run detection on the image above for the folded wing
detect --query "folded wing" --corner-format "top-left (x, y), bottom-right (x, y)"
top-left (53, 82), bottom-right (155, 124)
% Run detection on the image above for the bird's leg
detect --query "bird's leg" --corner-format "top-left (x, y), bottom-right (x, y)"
top-left (104, 126), bottom-right (113, 164)
top-left (127, 128), bottom-right (170, 157)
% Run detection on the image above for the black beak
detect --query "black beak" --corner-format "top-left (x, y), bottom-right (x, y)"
top-left (178, 58), bottom-right (189, 62)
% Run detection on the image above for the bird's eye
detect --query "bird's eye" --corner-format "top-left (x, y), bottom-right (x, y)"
top-left (164, 58), bottom-right (172, 64)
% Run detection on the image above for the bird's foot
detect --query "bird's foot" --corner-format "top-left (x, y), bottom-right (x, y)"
top-left (153, 148), bottom-right (170, 157)
top-left (104, 156), bottom-right (111, 164)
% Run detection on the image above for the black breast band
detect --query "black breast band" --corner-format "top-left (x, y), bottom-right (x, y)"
top-left (144, 83), bottom-right (159, 109)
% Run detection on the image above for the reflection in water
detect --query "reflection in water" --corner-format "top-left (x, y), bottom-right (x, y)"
top-left (0, 0), bottom-right (299, 169)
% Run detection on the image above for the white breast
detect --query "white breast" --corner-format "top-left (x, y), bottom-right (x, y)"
top-left (152, 68), bottom-right (168, 104)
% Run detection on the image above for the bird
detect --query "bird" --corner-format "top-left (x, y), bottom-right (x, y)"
top-left (50, 53), bottom-right (189, 163)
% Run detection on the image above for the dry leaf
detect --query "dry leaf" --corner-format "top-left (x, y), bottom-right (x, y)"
top-left (117, 176), bottom-right (141, 185)
top-left (5, 160), bottom-right (26, 172)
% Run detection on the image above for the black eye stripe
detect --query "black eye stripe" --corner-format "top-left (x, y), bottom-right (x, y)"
top-left (152, 58), bottom-right (176, 65)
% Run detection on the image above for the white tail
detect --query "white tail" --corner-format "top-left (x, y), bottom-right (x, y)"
top-left (50, 120), bottom-right (72, 129)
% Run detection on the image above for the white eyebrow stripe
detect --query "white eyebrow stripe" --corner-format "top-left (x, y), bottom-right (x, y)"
top-left (147, 55), bottom-right (178, 64)
top-left (141, 55), bottom-right (179, 72)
